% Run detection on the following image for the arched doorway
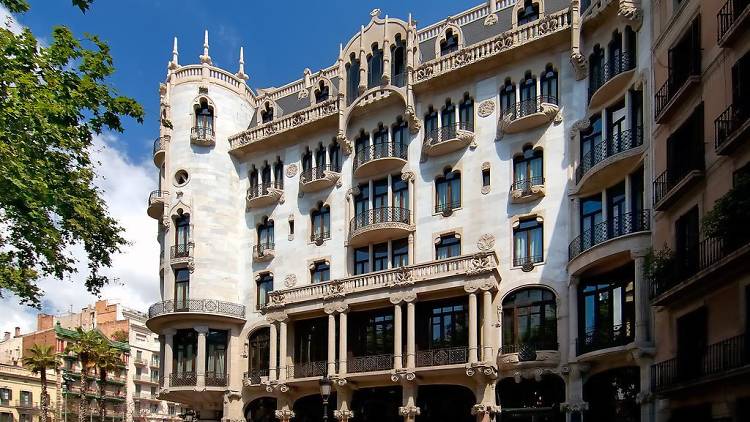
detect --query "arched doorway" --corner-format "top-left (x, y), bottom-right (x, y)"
top-left (244, 397), bottom-right (276, 422)
top-left (351, 386), bottom-right (402, 422)
top-left (293, 393), bottom-right (337, 422)
top-left (497, 375), bottom-right (565, 421)
top-left (583, 367), bottom-right (640, 422)
top-left (417, 385), bottom-right (474, 422)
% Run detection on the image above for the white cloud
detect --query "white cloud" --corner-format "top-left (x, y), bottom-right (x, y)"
top-left (0, 134), bottom-right (159, 334)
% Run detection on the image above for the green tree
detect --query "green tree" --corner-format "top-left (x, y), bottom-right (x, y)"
top-left (0, 0), bottom-right (144, 307)
top-left (93, 343), bottom-right (121, 422)
top-left (22, 344), bottom-right (61, 422)
top-left (65, 328), bottom-right (104, 422)
top-left (702, 174), bottom-right (750, 248)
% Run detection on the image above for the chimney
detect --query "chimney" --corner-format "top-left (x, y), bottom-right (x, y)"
top-left (3, 332), bottom-right (9, 341)
top-left (37, 314), bottom-right (54, 330)
top-left (14, 327), bottom-right (21, 337)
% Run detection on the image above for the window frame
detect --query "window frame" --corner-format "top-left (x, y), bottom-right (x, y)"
top-left (435, 234), bottom-right (461, 260)
top-left (513, 218), bottom-right (544, 266)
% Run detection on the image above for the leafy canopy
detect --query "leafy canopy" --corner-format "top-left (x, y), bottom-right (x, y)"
top-left (0, 0), bottom-right (144, 306)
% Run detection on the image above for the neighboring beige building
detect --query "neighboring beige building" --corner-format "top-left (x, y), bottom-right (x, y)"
top-left (0, 363), bottom-right (57, 422)
top-left (143, 1), bottom-right (667, 421)
top-left (648, 0), bottom-right (750, 421)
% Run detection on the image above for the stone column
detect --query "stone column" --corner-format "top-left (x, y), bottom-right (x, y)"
top-left (568, 280), bottom-right (579, 359)
top-left (163, 329), bottom-right (175, 389)
top-left (269, 322), bottom-right (278, 381)
top-left (339, 311), bottom-right (348, 375)
top-left (328, 313), bottom-right (337, 375)
top-left (278, 320), bottom-right (288, 382)
top-left (195, 325), bottom-right (208, 388)
top-left (406, 301), bottom-right (416, 369)
top-left (633, 250), bottom-right (650, 344)
top-left (394, 303), bottom-right (403, 369)
top-left (399, 384), bottom-right (420, 422)
top-left (407, 233), bottom-right (415, 265)
top-left (481, 290), bottom-right (494, 362)
top-left (468, 292), bottom-right (479, 364)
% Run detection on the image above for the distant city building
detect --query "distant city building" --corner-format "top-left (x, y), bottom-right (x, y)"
top-left (0, 363), bottom-right (57, 422)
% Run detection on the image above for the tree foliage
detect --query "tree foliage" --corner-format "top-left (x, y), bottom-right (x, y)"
top-left (0, 0), bottom-right (144, 306)
top-left (702, 173), bottom-right (750, 247)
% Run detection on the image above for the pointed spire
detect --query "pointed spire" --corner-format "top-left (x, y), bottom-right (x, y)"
top-left (200, 29), bottom-right (212, 65)
top-left (168, 37), bottom-right (179, 70)
top-left (236, 46), bottom-right (248, 80)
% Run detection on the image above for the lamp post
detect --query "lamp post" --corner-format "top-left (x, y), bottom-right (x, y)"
top-left (319, 377), bottom-right (332, 422)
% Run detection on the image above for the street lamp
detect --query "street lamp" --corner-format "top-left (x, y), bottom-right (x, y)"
top-left (319, 377), bottom-right (332, 422)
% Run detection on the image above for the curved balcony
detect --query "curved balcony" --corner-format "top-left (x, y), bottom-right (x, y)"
top-left (568, 210), bottom-right (651, 274)
top-left (170, 244), bottom-right (192, 268)
top-left (576, 323), bottom-right (633, 357)
top-left (190, 126), bottom-right (215, 147)
top-left (499, 95), bottom-right (559, 135)
top-left (243, 369), bottom-right (269, 386)
top-left (152, 136), bottom-right (168, 167)
top-left (352, 142), bottom-right (407, 179)
top-left (499, 341), bottom-right (560, 370)
top-left (423, 122), bottom-right (475, 157)
top-left (348, 207), bottom-right (412, 247)
top-left (588, 54), bottom-right (636, 109)
top-left (147, 190), bottom-right (169, 219)
top-left (299, 165), bottom-right (341, 193)
top-left (574, 126), bottom-right (644, 195)
top-left (510, 177), bottom-right (545, 203)
top-left (146, 299), bottom-right (246, 332)
top-left (253, 242), bottom-right (275, 262)
top-left (246, 181), bottom-right (283, 209)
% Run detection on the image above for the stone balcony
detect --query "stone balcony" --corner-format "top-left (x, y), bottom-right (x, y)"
top-left (152, 136), bottom-right (168, 167)
top-left (352, 142), bottom-right (408, 179)
top-left (253, 242), bottom-right (275, 262)
top-left (347, 206), bottom-right (413, 247)
top-left (509, 177), bottom-right (545, 204)
top-left (145, 299), bottom-right (246, 332)
top-left (190, 126), bottom-right (215, 147)
top-left (498, 341), bottom-right (560, 372)
top-left (299, 165), bottom-right (341, 193)
top-left (422, 122), bottom-right (475, 157)
top-left (499, 95), bottom-right (560, 136)
top-left (246, 181), bottom-right (284, 209)
top-left (147, 190), bottom-right (169, 219)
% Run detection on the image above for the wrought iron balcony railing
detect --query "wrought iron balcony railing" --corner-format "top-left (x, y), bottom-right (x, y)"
top-left (714, 102), bottom-right (748, 152)
top-left (588, 53), bottom-right (636, 100)
top-left (512, 254), bottom-right (544, 267)
top-left (717, 0), bottom-right (749, 42)
top-left (310, 231), bottom-right (331, 243)
top-left (169, 372), bottom-right (196, 387)
top-left (244, 368), bottom-right (269, 385)
top-left (191, 126), bottom-right (215, 141)
top-left (415, 346), bottom-right (469, 367)
top-left (424, 121), bottom-right (474, 147)
top-left (288, 361), bottom-right (327, 379)
top-left (435, 200), bottom-right (461, 215)
top-left (501, 340), bottom-right (559, 361)
top-left (148, 299), bottom-right (246, 319)
top-left (502, 95), bottom-right (558, 122)
top-left (205, 371), bottom-right (227, 387)
top-left (300, 164), bottom-right (341, 183)
top-left (392, 72), bottom-right (406, 88)
top-left (568, 210), bottom-right (651, 261)
top-left (349, 206), bottom-right (411, 233)
top-left (510, 176), bottom-right (545, 195)
top-left (576, 323), bottom-right (633, 355)
top-left (153, 137), bottom-right (167, 156)
top-left (347, 354), bottom-right (394, 373)
top-left (148, 190), bottom-right (168, 203)
top-left (248, 181), bottom-right (283, 199)
top-left (170, 243), bottom-right (190, 259)
top-left (652, 141), bottom-right (704, 208)
top-left (654, 53), bottom-right (701, 120)
top-left (253, 242), bottom-right (275, 256)
top-left (353, 142), bottom-right (408, 170)
top-left (652, 333), bottom-right (748, 392)
top-left (575, 126), bottom-right (643, 183)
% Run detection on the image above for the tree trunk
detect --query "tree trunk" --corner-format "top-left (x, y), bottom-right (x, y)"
top-left (40, 370), bottom-right (48, 422)
top-left (98, 369), bottom-right (106, 422)
top-left (78, 360), bottom-right (87, 422)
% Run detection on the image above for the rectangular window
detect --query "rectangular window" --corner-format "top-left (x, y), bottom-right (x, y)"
top-left (676, 307), bottom-right (707, 379)
top-left (206, 330), bottom-right (228, 378)
top-left (256, 273), bottom-right (273, 309)
top-left (311, 261), bottom-right (330, 284)
top-left (607, 182), bottom-right (626, 237)
top-left (391, 238), bottom-right (409, 268)
top-left (514, 219), bottom-right (544, 266)
top-left (0, 413), bottom-right (11, 422)
top-left (19, 391), bottom-right (31, 406)
top-left (1, 388), bottom-right (11, 405)
top-left (168, 406), bottom-right (176, 416)
top-left (373, 242), bottom-right (388, 271)
top-left (580, 195), bottom-right (603, 250)
top-left (675, 206), bottom-right (700, 276)
top-left (174, 269), bottom-right (190, 310)
top-left (417, 298), bottom-right (469, 350)
top-left (354, 247), bottom-right (369, 275)
top-left (482, 168), bottom-right (490, 187)
top-left (349, 309), bottom-right (395, 357)
top-left (436, 234), bottom-right (461, 260)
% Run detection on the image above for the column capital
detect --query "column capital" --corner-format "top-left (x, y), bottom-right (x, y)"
top-left (274, 409), bottom-right (295, 422)
top-left (389, 289), bottom-right (417, 304)
top-left (194, 325), bottom-right (209, 334)
top-left (465, 362), bottom-right (498, 379)
top-left (471, 404), bottom-right (500, 417)
top-left (390, 368), bottom-right (416, 383)
top-left (333, 409), bottom-right (354, 421)
top-left (464, 278), bottom-right (497, 293)
top-left (560, 401), bottom-right (589, 413)
top-left (324, 299), bottom-right (349, 314)
top-left (398, 405), bottom-right (421, 418)
top-left (265, 310), bottom-right (289, 322)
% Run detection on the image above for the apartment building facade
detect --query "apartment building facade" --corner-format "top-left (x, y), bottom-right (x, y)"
top-left (0, 364), bottom-right (57, 422)
top-left (145, 1), bottom-right (659, 421)
top-left (648, 0), bottom-right (750, 421)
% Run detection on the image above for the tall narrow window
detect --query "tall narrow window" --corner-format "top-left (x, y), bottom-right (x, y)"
top-left (459, 93), bottom-right (474, 131)
top-left (261, 163), bottom-right (272, 188)
top-left (392, 117), bottom-right (409, 155)
top-left (519, 71), bottom-right (537, 117)
top-left (373, 242), bottom-right (388, 272)
top-left (607, 182), bottom-right (626, 237)
top-left (440, 29), bottom-right (459, 56)
top-left (174, 329), bottom-right (197, 376)
top-left (354, 246), bottom-right (369, 275)
top-left (675, 206), bottom-right (700, 276)
top-left (435, 167), bottom-right (461, 213)
top-left (355, 131), bottom-right (370, 166)
top-left (581, 114), bottom-right (603, 172)
top-left (174, 269), bottom-right (190, 310)
top-left (424, 106), bottom-right (438, 134)
top-left (367, 44), bottom-right (384, 88)
top-left (248, 328), bottom-right (270, 378)
top-left (301, 148), bottom-right (313, 173)
top-left (540, 64), bottom-right (558, 102)
top-left (392, 238), bottom-right (409, 268)
top-left (257, 217), bottom-right (274, 252)
top-left (513, 146), bottom-right (544, 192)
top-left (314, 81), bottom-right (329, 103)
top-left (580, 194), bottom-right (603, 251)
top-left (195, 99), bottom-right (214, 136)
top-left (347, 54), bottom-right (361, 105)
top-left (589, 45), bottom-right (605, 95)
top-left (354, 183), bottom-right (370, 221)
top-left (260, 102), bottom-right (274, 124)
top-left (441, 99), bottom-right (456, 129)
top-left (249, 167), bottom-right (259, 191)
top-left (273, 159), bottom-right (284, 189)
top-left (315, 144), bottom-right (327, 169)
top-left (311, 204), bottom-right (331, 242)
top-left (310, 261), bottom-right (330, 284)
top-left (206, 330), bottom-right (228, 380)
top-left (513, 218), bottom-right (544, 266)
top-left (500, 79), bottom-right (516, 113)
top-left (578, 265), bottom-right (635, 354)
top-left (609, 30), bottom-right (623, 74)
top-left (174, 212), bottom-right (190, 258)
top-left (436, 234), bottom-right (461, 259)
top-left (372, 123), bottom-right (389, 159)
top-left (391, 35), bottom-right (407, 87)
top-left (329, 139), bottom-right (341, 171)
top-left (392, 175), bottom-right (410, 224)
top-left (517, 0), bottom-right (539, 25)
top-left (256, 273), bottom-right (273, 309)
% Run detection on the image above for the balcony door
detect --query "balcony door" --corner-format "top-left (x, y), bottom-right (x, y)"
top-left (676, 307), bottom-right (707, 381)
top-left (206, 330), bottom-right (228, 380)
top-left (294, 318), bottom-right (328, 376)
top-left (174, 269), bottom-right (189, 311)
top-left (175, 213), bottom-right (190, 256)
top-left (607, 182), bottom-right (626, 237)
top-left (418, 298), bottom-right (469, 350)
top-left (174, 329), bottom-right (197, 376)
top-left (373, 178), bottom-right (388, 223)
top-left (579, 266), bottom-right (635, 354)
top-left (581, 115), bottom-right (602, 170)
top-left (580, 194), bottom-right (603, 249)
top-left (606, 101), bottom-right (627, 152)
top-left (675, 206), bottom-right (699, 276)
top-left (349, 309), bottom-right (394, 358)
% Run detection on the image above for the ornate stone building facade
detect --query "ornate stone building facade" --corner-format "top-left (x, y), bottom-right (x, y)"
top-left (145, 1), bottom-right (662, 421)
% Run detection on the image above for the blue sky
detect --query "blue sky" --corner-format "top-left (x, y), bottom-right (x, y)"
top-left (21, 0), bottom-right (480, 163)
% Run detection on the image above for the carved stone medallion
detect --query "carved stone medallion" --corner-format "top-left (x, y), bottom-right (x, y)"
top-left (286, 163), bottom-right (298, 178)
top-left (476, 234), bottom-right (495, 251)
top-left (284, 274), bottom-right (297, 288)
top-left (477, 99), bottom-right (495, 117)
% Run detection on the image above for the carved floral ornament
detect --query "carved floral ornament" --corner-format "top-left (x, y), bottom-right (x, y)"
top-left (286, 163), bottom-right (298, 178)
top-left (471, 404), bottom-right (500, 416)
top-left (390, 368), bottom-right (416, 382)
top-left (323, 299), bottom-right (348, 315)
top-left (477, 99), bottom-right (495, 117)
top-left (465, 362), bottom-right (498, 379)
top-left (463, 276), bottom-right (497, 292)
top-left (283, 274), bottom-right (297, 288)
top-left (476, 233), bottom-right (495, 251)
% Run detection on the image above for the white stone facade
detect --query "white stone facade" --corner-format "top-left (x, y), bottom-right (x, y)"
top-left (146, 1), bottom-right (656, 421)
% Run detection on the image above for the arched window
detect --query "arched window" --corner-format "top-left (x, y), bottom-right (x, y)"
top-left (314, 81), bottom-right (329, 103)
top-left (256, 273), bottom-right (273, 309)
top-left (329, 139), bottom-right (341, 171)
top-left (441, 99), bottom-right (456, 129)
top-left (435, 167), bottom-right (461, 213)
top-left (260, 163), bottom-right (272, 194)
top-left (513, 145), bottom-right (544, 192)
top-left (391, 35), bottom-right (407, 87)
top-left (257, 217), bottom-right (274, 252)
top-left (195, 99), bottom-right (214, 135)
top-left (301, 148), bottom-right (313, 173)
top-left (346, 54), bottom-right (361, 105)
top-left (174, 212), bottom-right (190, 255)
top-left (367, 43), bottom-right (384, 88)
top-left (609, 30), bottom-right (623, 74)
top-left (245, 397), bottom-right (277, 422)
top-left (517, 0), bottom-right (539, 26)
top-left (500, 78), bottom-right (516, 113)
top-left (392, 117), bottom-right (409, 154)
top-left (581, 114), bottom-right (603, 170)
top-left (459, 93), bottom-right (474, 130)
top-left (502, 288), bottom-right (557, 354)
top-left (589, 45), bottom-right (605, 95)
top-left (424, 106), bottom-right (438, 134)
top-left (540, 64), bottom-right (558, 103)
top-left (247, 329), bottom-right (270, 380)
top-left (513, 217), bottom-right (543, 266)
top-left (435, 234), bottom-right (461, 259)
top-left (311, 203), bottom-right (331, 242)
top-left (372, 123), bottom-right (389, 158)
top-left (260, 102), bottom-right (274, 124)
top-left (440, 28), bottom-right (459, 56)
top-left (273, 158), bottom-right (283, 189)
top-left (315, 143), bottom-right (327, 169)
top-left (354, 130), bottom-right (370, 167)
top-left (519, 71), bottom-right (537, 107)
